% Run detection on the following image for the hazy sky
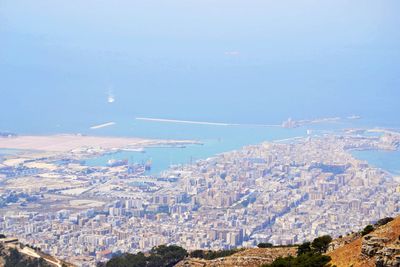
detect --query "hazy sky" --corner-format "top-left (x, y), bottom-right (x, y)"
top-left (1, 0), bottom-right (400, 132)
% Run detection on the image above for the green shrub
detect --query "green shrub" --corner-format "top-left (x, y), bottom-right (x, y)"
top-left (297, 242), bottom-right (312, 256)
top-left (106, 245), bottom-right (187, 267)
top-left (263, 235), bottom-right (333, 267)
top-left (361, 225), bottom-right (374, 236)
top-left (311, 235), bottom-right (332, 254)
top-left (375, 217), bottom-right (393, 227)
top-left (190, 250), bottom-right (205, 258)
top-left (202, 248), bottom-right (239, 260)
top-left (258, 243), bottom-right (274, 248)
top-left (187, 248), bottom-right (240, 260)
top-left (262, 252), bottom-right (331, 267)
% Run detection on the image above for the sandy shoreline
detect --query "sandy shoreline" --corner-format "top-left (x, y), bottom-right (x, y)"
top-left (0, 134), bottom-right (199, 152)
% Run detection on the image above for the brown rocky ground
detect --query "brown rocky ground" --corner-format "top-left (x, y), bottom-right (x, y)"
top-left (0, 237), bottom-right (74, 267)
top-left (176, 216), bottom-right (400, 267)
top-left (175, 247), bottom-right (297, 267)
top-left (329, 216), bottom-right (400, 267)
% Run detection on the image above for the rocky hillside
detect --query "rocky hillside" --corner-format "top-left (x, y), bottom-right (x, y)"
top-left (0, 235), bottom-right (72, 267)
top-left (176, 216), bottom-right (400, 267)
top-left (175, 247), bottom-right (297, 267)
top-left (328, 216), bottom-right (400, 267)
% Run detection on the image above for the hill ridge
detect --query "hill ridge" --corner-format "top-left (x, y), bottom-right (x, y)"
top-left (0, 235), bottom-right (73, 267)
top-left (329, 216), bottom-right (400, 267)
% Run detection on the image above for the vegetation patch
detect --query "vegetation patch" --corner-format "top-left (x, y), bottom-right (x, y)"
top-left (103, 245), bottom-right (187, 267)
top-left (361, 225), bottom-right (374, 236)
top-left (262, 235), bottom-right (333, 267)
top-left (189, 248), bottom-right (241, 260)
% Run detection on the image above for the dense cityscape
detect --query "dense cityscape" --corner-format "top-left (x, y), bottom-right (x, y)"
top-left (2, 1), bottom-right (400, 266)
top-left (1, 129), bottom-right (399, 266)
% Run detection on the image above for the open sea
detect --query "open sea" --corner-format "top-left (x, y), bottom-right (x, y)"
top-left (351, 150), bottom-right (400, 176)
top-left (1, 1), bottom-right (400, 173)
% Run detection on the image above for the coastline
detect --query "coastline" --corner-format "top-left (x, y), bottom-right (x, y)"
top-left (0, 134), bottom-right (201, 152)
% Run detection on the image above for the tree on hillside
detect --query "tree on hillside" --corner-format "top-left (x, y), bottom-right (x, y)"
top-left (150, 244), bottom-right (187, 267)
top-left (187, 248), bottom-right (239, 260)
top-left (262, 252), bottom-right (331, 267)
top-left (361, 225), bottom-right (374, 236)
top-left (146, 254), bottom-right (163, 267)
top-left (376, 217), bottom-right (393, 227)
top-left (190, 249), bottom-right (205, 258)
top-left (106, 245), bottom-right (187, 267)
top-left (202, 249), bottom-right (239, 260)
top-left (4, 248), bottom-right (22, 267)
top-left (297, 242), bottom-right (312, 256)
top-left (311, 235), bottom-right (332, 254)
top-left (258, 243), bottom-right (273, 248)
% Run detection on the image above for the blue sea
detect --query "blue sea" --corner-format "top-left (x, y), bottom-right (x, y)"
top-left (351, 150), bottom-right (400, 176)
top-left (80, 119), bottom-right (386, 174)
top-left (84, 122), bottom-right (310, 174)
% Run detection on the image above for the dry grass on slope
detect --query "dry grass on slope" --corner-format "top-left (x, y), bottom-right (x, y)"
top-left (176, 247), bottom-right (297, 267)
top-left (329, 216), bottom-right (400, 267)
top-left (328, 238), bottom-right (374, 267)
